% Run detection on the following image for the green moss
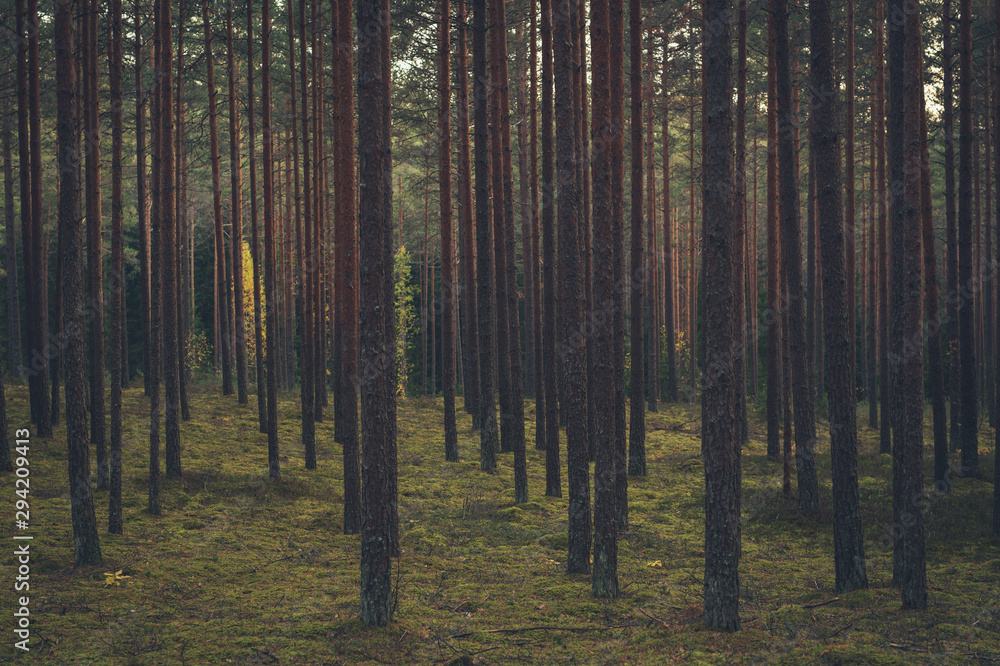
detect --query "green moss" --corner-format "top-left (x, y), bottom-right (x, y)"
top-left (2, 388), bottom-right (997, 663)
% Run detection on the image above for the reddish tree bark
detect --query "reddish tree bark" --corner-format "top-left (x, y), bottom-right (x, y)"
top-left (227, 0), bottom-right (248, 405)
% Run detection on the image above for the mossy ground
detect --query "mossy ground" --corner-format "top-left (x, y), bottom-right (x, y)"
top-left (2, 382), bottom-right (999, 664)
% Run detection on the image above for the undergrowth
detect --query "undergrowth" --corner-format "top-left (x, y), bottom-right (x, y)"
top-left (1, 383), bottom-right (999, 664)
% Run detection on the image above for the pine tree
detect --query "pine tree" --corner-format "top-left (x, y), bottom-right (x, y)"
top-left (810, 0), bottom-right (867, 593)
top-left (56, 0), bottom-right (102, 566)
top-left (227, 0), bottom-right (248, 405)
top-left (357, 0), bottom-right (395, 626)
top-left (333, 0), bottom-right (361, 533)
top-left (958, 0), bottom-right (978, 476)
top-left (590, 0), bottom-right (618, 600)
top-left (109, 0), bottom-right (125, 535)
top-left (775, 0), bottom-right (819, 515)
top-left (702, 0), bottom-right (740, 632)
top-left (440, 0), bottom-right (459, 464)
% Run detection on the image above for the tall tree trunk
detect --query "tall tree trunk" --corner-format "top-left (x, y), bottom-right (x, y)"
top-left (541, 0), bottom-right (560, 493)
top-left (590, 0), bottom-right (618, 600)
top-left (203, 1), bottom-right (233, 398)
top-left (922, 99), bottom-right (948, 494)
top-left (27, 0), bottom-right (50, 439)
top-left (555, 0), bottom-right (590, 576)
top-left (662, 52), bottom-right (677, 403)
top-left (474, 0), bottom-right (499, 469)
top-left (845, 0), bottom-right (856, 402)
top-left (247, 0), bottom-right (267, 434)
top-left (628, 0), bottom-right (645, 475)
top-left (958, 0), bottom-right (978, 475)
top-left (702, 0), bottom-right (740, 632)
top-left (298, 0), bottom-right (317, 469)
top-left (357, 0), bottom-right (395, 626)
top-left (644, 22), bottom-right (658, 420)
top-left (892, 0), bottom-right (928, 608)
top-left (263, 0), bottom-right (280, 481)
top-left (334, 0), bottom-right (361, 532)
top-left (994, 0), bottom-right (1000, 535)
top-left (610, 0), bottom-right (628, 532)
top-left (440, 0), bottom-right (458, 463)
top-left (56, 0), bottom-right (102, 565)
top-left (227, 0), bottom-right (248, 405)
top-left (766, 0), bottom-right (781, 461)
top-left (811, 0), bottom-right (867, 594)
top-left (876, 0), bottom-right (891, 454)
top-left (495, 0), bottom-right (526, 493)
top-left (3, 121), bottom-right (21, 378)
top-left (15, 0), bottom-right (33, 408)
top-left (161, 0), bottom-right (180, 479)
top-left (456, 0), bottom-right (480, 428)
top-left (775, 0), bottom-right (819, 515)
top-left (868, 117), bottom-right (878, 429)
top-left (175, 0), bottom-right (190, 423)
top-left (109, 0), bottom-right (125, 535)
top-left (520, 24), bottom-right (535, 406)
top-left (148, 0), bottom-right (163, 514)
top-left (734, 0), bottom-right (748, 447)
top-left (530, 0), bottom-right (544, 448)
top-left (944, 0), bottom-right (958, 451)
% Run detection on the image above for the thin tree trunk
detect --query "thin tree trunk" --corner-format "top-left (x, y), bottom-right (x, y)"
top-left (457, 0), bottom-right (480, 428)
top-left (175, 0), bottom-right (190, 423)
top-left (440, 0), bottom-right (458, 463)
top-left (628, 0), bottom-right (645, 475)
top-left (227, 0), bottom-right (248, 405)
top-left (149, 0), bottom-right (163, 514)
top-left (734, 0), bottom-right (748, 446)
top-left (334, 0), bottom-right (361, 532)
top-left (876, 0), bottom-right (891, 454)
top-left (518, 22), bottom-right (534, 405)
top-left (530, 0), bottom-right (544, 447)
top-left (109, 0), bottom-right (125, 535)
top-left (958, 0), bottom-right (978, 475)
top-left (776, 0), bottom-right (819, 514)
top-left (556, 0), bottom-right (590, 575)
top-left (203, 0), bottom-right (233, 398)
top-left (474, 0), bottom-right (499, 469)
top-left (662, 52), bottom-right (677, 403)
top-left (56, 0), bottom-right (102, 565)
top-left (610, 0), bottom-right (627, 532)
top-left (644, 22), bottom-right (658, 420)
top-left (541, 0), bottom-right (560, 494)
top-left (811, 0), bottom-right (867, 593)
top-left (765, 0), bottom-right (781, 461)
top-left (590, 0), bottom-right (618, 599)
top-left (15, 0), bottom-right (34, 413)
top-left (247, 0), bottom-right (267, 434)
top-left (298, 0), bottom-right (317, 469)
top-left (263, 0), bottom-right (280, 481)
top-left (161, 0), bottom-right (180, 480)
top-left (945, 0), bottom-right (958, 451)
top-left (27, 0), bottom-right (50, 440)
top-left (3, 121), bottom-right (21, 378)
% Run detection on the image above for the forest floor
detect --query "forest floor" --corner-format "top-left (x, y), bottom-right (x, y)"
top-left (2, 382), bottom-right (999, 664)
